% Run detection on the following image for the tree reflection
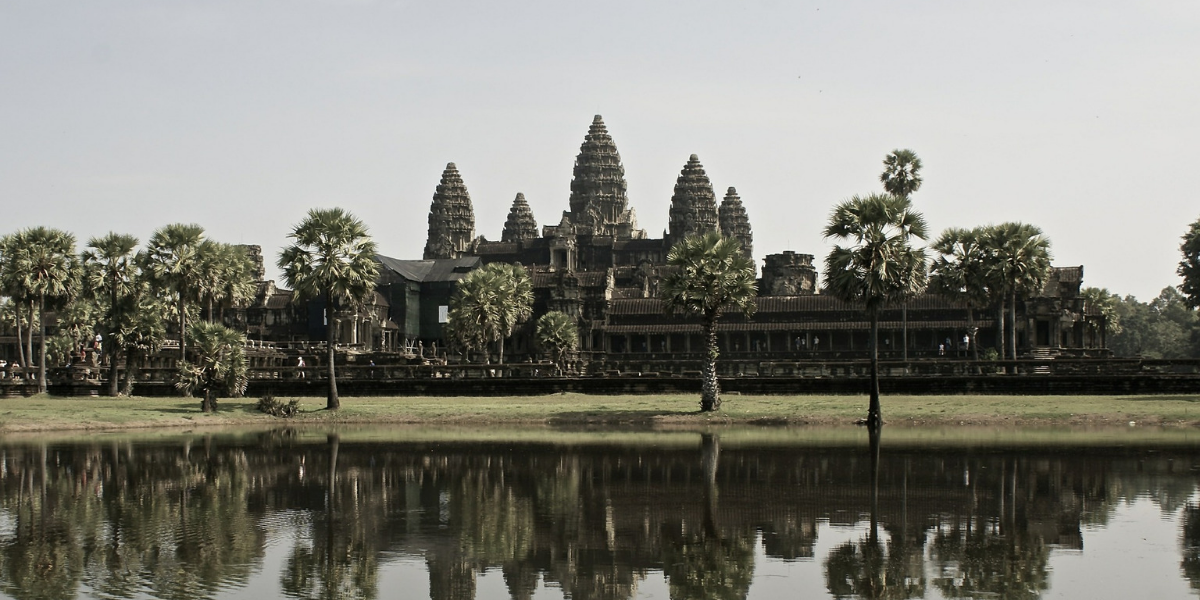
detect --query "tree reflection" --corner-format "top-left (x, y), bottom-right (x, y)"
top-left (661, 434), bottom-right (755, 600)
top-left (824, 426), bottom-right (924, 600)
top-left (1181, 503), bottom-right (1200, 590)
top-left (0, 432), bottom-right (1196, 599)
top-left (281, 434), bottom-right (381, 600)
top-left (930, 459), bottom-right (1049, 600)
top-left (0, 442), bottom-right (264, 600)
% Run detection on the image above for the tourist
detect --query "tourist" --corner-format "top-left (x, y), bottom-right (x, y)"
top-left (297, 356), bottom-right (305, 378)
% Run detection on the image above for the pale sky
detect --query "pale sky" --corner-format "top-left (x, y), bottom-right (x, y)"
top-left (3, 1), bottom-right (1197, 301)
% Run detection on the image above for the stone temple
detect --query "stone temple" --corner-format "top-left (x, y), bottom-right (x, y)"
top-left (369, 115), bottom-right (1106, 368)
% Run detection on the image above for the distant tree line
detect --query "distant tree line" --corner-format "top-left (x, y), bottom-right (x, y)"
top-left (4, 169), bottom-right (1200, 419)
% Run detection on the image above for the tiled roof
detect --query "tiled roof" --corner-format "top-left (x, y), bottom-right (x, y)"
top-left (375, 254), bottom-right (481, 282)
top-left (265, 291), bottom-right (294, 310)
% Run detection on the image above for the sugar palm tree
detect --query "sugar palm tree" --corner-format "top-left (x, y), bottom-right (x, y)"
top-left (175, 321), bottom-right (248, 413)
top-left (929, 227), bottom-right (990, 361)
top-left (113, 279), bottom-right (169, 395)
top-left (823, 193), bottom-right (928, 427)
top-left (0, 234), bottom-right (32, 367)
top-left (1080, 287), bottom-right (1121, 348)
top-left (660, 232), bottom-right (758, 412)
top-left (880, 149), bottom-right (924, 198)
top-left (881, 149), bottom-right (924, 361)
top-left (142, 224), bottom-right (206, 361)
top-left (12, 228), bottom-right (80, 393)
top-left (446, 263), bottom-right (533, 364)
top-left (278, 208), bottom-right (379, 410)
top-left (980, 223), bottom-right (1052, 359)
top-left (195, 242), bottom-right (257, 324)
top-left (445, 269), bottom-right (496, 362)
top-left (535, 311), bottom-right (578, 375)
top-left (82, 232), bottom-right (140, 396)
top-left (491, 263), bottom-right (533, 364)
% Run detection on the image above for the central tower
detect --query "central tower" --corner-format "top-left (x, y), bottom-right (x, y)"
top-left (563, 115), bottom-right (643, 239)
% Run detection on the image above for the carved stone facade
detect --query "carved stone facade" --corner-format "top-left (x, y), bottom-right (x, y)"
top-left (718, 187), bottom-right (753, 269)
top-left (761, 252), bottom-right (817, 296)
top-left (424, 162), bottom-right (476, 260)
top-left (399, 115), bottom-right (1105, 365)
top-left (563, 115), bottom-right (644, 239)
top-left (667, 154), bottom-right (719, 245)
top-left (501, 193), bottom-right (539, 243)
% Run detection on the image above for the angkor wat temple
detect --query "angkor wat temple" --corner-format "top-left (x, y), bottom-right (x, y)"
top-left (352, 115), bottom-right (1105, 369)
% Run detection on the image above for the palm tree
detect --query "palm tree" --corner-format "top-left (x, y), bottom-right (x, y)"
top-left (175, 322), bottom-right (248, 413)
top-left (0, 234), bottom-right (31, 368)
top-left (278, 208), bottom-right (379, 410)
top-left (980, 223), bottom-right (1052, 360)
top-left (195, 242), bottom-right (257, 324)
top-left (446, 263), bottom-right (533, 364)
top-left (660, 232), bottom-right (758, 412)
top-left (490, 263), bottom-right (532, 364)
top-left (82, 233), bottom-right (140, 396)
top-left (929, 227), bottom-right (990, 361)
top-left (445, 269), bottom-right (496, 362)
top-left (113, 279), bottom-right (169, 396)
top-left (12, 228), bottom-right (80, 393)
top-left (880, 149), bottom-right (924, 198)
top-left (0, 232), bottom-right (46, 369)
top-left (1080, 287), bottom-right (1121, 348)
top-left (142, 223), bottom-right (206, 361)
top-left (823, 193), bottom-right (928, 427)
top-left (881, 149), bottom-right (924, 361)
top-left (535, 311), bottom-right (579, 375)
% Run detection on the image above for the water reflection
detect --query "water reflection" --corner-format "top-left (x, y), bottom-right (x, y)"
top-left (0, 428), bottom-right (1197, 599)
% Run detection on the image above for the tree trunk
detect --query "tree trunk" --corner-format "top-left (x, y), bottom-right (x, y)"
top-left (201, 389), bottom-right (215, 413)
top-left (107, 348), bottom-right (121, 397)
top-left (178, 293), bottom-right (187, 363)
top-left (1008, 291), bottom-right (1018, 361)
top-left (37, 294), bottom-right (47, 394)
top-left (121, 348), bottom-right (137, 396)
top-left (325, 294), bottom-right (340, 410)
top-left (868, 423), bottom-right (882, 543)
top-left (25, 300), bottom-right (35, 373)
top-left (497, 335), bottom-right (505, 366)
top-left (108, 278), bottom-right (119, 396)
top-left (996, 299), bottom-right (1006, 358)
top-left (701, 433), bottom-right (721, 538)
top-left (207, 297), bottom-right (215, 324)
top-left (901, 303), bottom-right (908, 362)
top-left (700, 314), bottom-right (721, 412)
top-left (13, 308), bottom-right (24, 367)
top-left (867, 310), bottom-right (881, 427)
top-left (968, 305), bottom-right (979, 361)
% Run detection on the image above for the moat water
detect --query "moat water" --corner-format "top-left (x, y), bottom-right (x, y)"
top-left (1, 425), bottom-right (1200, 600)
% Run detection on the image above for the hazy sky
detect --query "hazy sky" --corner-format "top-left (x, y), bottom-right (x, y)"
top-left (3, 1), bottom-right (1197, 301)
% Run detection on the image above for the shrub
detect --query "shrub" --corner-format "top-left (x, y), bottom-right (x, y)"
top-left (257, 394), bottom-right (299, 418)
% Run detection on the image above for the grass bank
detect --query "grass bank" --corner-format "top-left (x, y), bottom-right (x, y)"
top-left (1, 392), bottom-right (1199, 432)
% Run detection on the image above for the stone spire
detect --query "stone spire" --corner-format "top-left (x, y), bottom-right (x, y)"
top-left (719, 186), bottom-right (753, 262)
top-left (667, 154), bottom-right (719, 242)
top-left (501, 193), bottom-right (539, 243)
top-left (565, 115), bottom-right (640, 238)
top-left (423, 162), bottom-right (475, 259)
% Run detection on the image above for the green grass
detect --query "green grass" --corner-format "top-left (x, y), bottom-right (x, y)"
top-left (1, 392), bottom-right (1199, 433)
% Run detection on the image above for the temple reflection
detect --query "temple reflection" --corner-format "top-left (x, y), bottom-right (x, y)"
top-left (0, 430), bottom-right (1196, 600)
